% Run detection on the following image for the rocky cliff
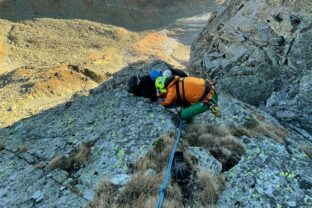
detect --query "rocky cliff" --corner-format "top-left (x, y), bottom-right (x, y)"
top-left (190, 0), bottom-right (312, 133)
top-left (0, 60), bottom-right (311, 207)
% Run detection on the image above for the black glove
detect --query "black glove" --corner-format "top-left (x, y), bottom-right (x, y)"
top-left (172, 152), bottom-right (191, 185)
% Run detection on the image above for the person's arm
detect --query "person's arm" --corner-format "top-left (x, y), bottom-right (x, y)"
top-left (160, 86), bottom-right (177, 107)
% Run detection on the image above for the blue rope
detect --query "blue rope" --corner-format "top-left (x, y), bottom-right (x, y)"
top-left (156, 119), bottom-right (183, 208)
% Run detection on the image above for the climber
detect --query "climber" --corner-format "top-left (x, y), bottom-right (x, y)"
top-left (155, 75), bottom-right (221, 120)
top-left (127, 67), bottom-right (188, 102)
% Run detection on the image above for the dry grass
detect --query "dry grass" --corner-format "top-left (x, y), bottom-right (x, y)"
top-left (49, 141), bottom-right (94, 173)
top-left (88, 173), bottom-right (183, 208)
top-left (0, 38), bottom-right (5, 64)
top-left (133, 32), bottom-right (189, 68)
top-left (187, 124), bottom-right (230, 138)
top-left (69, 141), bottom-right (94, 164)
top-left (32, 65), bottom-right (97, 96)
top-left (185, 124), bottom-right (245, 171)
top-left (196, 172), bottom-right (225, 206)
top-left (6, 19), bottom-right (136, 69)
top-left (17, 145), bottom-right (28, 153)
top-left (134, 134), bottom-right (176, 172)
top-left (185, 124), bottom-right (245, 155)
top-left (86, 180), bottom-right (118, 208)
top-left (230, 116), bottom-right (288, 143)
top-left (219, 135), bottom-right (245, 156)
top-left (48, 156), bottom-right (70, 170)
top-left (117, 173), bottom-right (182, 208)
top-left (301, 144), bottom-right (312, 159)
top-left (134, 133), bottom-right (194, 173)
top-left (0, 65), bottom-right (98, 128)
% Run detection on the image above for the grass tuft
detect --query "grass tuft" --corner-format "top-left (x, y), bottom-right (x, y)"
top-left (48, 156), bottom-right (70, 170)
top-left (48, 141), bottom-right (95, 173)
top-left (196, 172), bottom-right (225, 206)
top-left (230, 115), bottom-right (288, 143)
top-left (17, 145), bottom-right (28, 153)
top-left (118, 173), bottom-right (182, 208)
top-left (88, 172), bottom-right (182, 208)
top-left (134, 134), bottom-right (176, 172)
top-left (301, 144), bottom-right (312, 159)
top-left (86, 180), bottom-right (117, 208)
top-left (184, 124), bottom-right (245, 171)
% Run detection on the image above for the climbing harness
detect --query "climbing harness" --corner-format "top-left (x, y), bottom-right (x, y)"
top-left (176, 78), bottom-right (185, 107)
top-left (156, 119), bottom-right (184, 208)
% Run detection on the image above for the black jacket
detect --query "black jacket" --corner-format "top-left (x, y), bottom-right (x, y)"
top-left (170, 68), bottom-right (188, 78)
top-left (127, 75), bottom-right (158, 102)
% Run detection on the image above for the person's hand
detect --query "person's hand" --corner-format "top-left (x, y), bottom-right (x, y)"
top-left (172, 152), bottom-right (191, 185)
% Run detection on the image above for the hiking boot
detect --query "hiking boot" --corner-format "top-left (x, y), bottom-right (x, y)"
top-left (211, 105), bottom-right (221, 117)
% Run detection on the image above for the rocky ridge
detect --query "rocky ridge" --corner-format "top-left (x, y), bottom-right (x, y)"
top-left (190, 0), bottom-right (312, 133)
top-left (0, 60), bottom-right (311, 207)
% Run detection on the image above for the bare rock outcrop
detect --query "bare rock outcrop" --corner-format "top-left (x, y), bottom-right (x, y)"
top-left (190, 0), bottom-right (312, 132)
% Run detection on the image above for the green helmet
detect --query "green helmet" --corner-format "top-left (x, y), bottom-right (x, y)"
top-left (155, 76), bottom-right (167, 95)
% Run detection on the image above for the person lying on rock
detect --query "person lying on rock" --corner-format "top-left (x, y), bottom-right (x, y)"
top-left (155, 75), bottom-right (221, 120)
top-left (127, 68), bottom-right (188, 102)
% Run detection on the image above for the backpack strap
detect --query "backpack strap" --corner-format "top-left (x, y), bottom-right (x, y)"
top-left (176, 78), bottom-right (188, 107)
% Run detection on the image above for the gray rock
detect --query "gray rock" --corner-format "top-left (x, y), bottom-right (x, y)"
top-left (187, 147), bottom-right (222, 175)
top-left (32, 191), bottom-right (44, 203)
top-left (0, 151), bottom-right (85, 208)
top-left (266, 72), bottom-right (312, 132)
top-left (190, 0), bottom-right (312, 133)
top-left (110, 174), bottom-right (131, 186)
top-left (51, 170), bottom-right (69, 184)
top-left (83, 189), bottom-right (95, 201)
top-left (144, 169), bottom-right (157, 177)
top-left (217, 137), bottom-right (312, 207)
